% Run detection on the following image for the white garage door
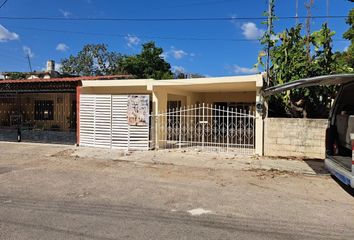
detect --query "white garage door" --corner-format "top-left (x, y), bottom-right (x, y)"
top-left (79, 94), bottom-right (150, 150)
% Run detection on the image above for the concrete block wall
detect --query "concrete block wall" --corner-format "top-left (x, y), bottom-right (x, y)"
top-left (264, 118), bottom-right (328, 159)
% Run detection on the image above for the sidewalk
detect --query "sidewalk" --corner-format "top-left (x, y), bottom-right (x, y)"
top-left (74, 147), bottom-right (328, 175)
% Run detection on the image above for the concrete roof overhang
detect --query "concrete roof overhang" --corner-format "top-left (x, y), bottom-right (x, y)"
top-left (81, 74), bottom-right (264, 93)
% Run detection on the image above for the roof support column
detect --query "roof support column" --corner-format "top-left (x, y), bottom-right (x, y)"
top-left (76, 86), bottom-right (81, 146)
top-left (152, 90), bottom-right (167, 149)
top-left (255, 76), bottom-right (264, 156)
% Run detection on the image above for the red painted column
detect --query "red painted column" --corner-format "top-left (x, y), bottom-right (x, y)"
top-left (76, 86), bottom-right (81, 145)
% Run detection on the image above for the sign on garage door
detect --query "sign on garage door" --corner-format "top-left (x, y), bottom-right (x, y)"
top-left (79, 94), bottom-right (150, 150)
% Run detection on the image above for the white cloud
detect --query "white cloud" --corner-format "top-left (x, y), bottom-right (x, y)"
top-left (55, 63), bottom-right (62, 72)
top-left (230, 14), bottom-right (240, 27)
top-left (23, 46), bottom-right (34, 58)
top-left (344, 46), bottom-right (349, 52)
top-left (230, 65), bottom-right (258, 74)
top-left (171, 48), bottom-right (188, 60)
top-left (125, 34), bottom-right (141, 48)
top-left (172, 65), bottom-right (185, 73)
top-left (159, 52), bottom-right (167, 59)
top-left (56, 43), bottom-right (69, 52)
top-left (270, 34), bottom-right (279, 41)
top-left (0, 25), bottom-right (19, 42)
top-left (164, 47), bottom-right (192, 60)
top-left (241, 22), bottom-right (264, 40)
top-left (59, 9), bottom-right (71, 18)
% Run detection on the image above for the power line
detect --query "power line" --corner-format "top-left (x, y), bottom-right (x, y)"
top-left (0, 15), bottom-right (347, 22)
top-left (8, 25), bottom-right (348, 42)
top-left (153, 0), bottom-right (235, 9)
top-left (7, 26), bottom-right (258, 42)
top-left (0, 0), bottom-right (9, 9)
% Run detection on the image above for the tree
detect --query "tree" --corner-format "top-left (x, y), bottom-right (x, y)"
top-left (340, 0), bottom-right (354, 68)
top-left (172, 67), bottom-right (205, 79)
top-left (120, 42), bottom-right (173, 79)
top-left (257, 0), bottom-right (350, 118)
top-left (2, 72), bottom-right (27, 80)
top-left (261, 22), bottom-right (342, 118)
top-left (61, 44), bottom-right (123, 76)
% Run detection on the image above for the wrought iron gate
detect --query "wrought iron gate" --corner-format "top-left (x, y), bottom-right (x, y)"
top-left (155, 103), bottom-right (255, 155)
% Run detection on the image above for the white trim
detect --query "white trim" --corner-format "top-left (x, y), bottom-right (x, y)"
top-left (81, 74), bottom-right (264, 89)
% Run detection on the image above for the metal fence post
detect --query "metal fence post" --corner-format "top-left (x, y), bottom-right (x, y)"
top-left (179, 106), bottom-right (182, 149)
top-left (202, 103), bottom-right (205, 150)
top-left (227, 106), bottom-right (229, 152)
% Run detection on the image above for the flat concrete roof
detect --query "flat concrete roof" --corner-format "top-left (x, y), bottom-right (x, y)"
top-left (81, 74), bottom-right (264, 92)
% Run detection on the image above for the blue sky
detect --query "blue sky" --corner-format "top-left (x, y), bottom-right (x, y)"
top-left (0, 0), bottom-right (352, 76)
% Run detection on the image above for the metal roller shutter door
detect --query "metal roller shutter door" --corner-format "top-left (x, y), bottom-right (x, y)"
top-left (80, 94), bottom-right (149, 150)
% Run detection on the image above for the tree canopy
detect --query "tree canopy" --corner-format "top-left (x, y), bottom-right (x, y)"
top-left (61, 44), bottom-right (123, 76)
top-left (338, 0), bottom-right (354, 68)
top-left (60, 42), bottom-right (174, 79)
top-left (259, 0), bottom-right (353, 118)
top-left (266, 23), bottom-right (341, 118)
top-left (119, 42), bottom-right (173, 79)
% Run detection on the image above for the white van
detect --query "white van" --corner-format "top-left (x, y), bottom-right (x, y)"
top-left (264, 74), bottom-right (354, 188)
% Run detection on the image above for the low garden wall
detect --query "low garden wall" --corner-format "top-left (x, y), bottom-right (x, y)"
top-left (264, 118), bottom-right (328, 159)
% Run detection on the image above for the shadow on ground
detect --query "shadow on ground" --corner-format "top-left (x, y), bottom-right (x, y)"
top-left (331, 176), bottom-right (354, 197)
top-left (303, 159), bottom-right (328, 175)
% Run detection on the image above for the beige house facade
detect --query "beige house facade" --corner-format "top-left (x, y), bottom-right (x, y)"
top-left (79, 74), bottom-right (264, 155)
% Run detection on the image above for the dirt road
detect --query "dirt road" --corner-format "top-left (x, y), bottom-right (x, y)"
top-left (0, 143), bottom-right (353, 239)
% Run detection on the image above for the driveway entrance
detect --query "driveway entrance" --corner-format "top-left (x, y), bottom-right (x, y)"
top-left (155, 103), bottom-right (255, 155)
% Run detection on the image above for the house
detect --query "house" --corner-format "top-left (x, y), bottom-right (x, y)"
top-left (0, 73), bottom-right (264, 155)
top-left (0, 75), bottom-right (133, 143)
top-left (1, 60), bottom-right (75, 80)
top-left (78, 74), bottom-right (264, 155)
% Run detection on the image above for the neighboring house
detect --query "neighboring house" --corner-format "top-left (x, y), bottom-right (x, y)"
top-left (0, 73), bottom-right (264, 155)
top-left (1, 60), bottom-right (75, 80)
top-left (0, 75), bottom-right (133, 144)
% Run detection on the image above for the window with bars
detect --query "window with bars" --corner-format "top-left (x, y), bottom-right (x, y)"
top-left (34, 100), bottom-right (54, 120)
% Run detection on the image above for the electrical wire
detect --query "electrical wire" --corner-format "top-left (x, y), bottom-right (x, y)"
top-left (8, 25), bottom-right (348, 42)
top-left (153, 0), bottom-right (235, 9)
top-left (8, 26), bottom-right (257, 42)
top-left (0, 15), bottom-right (347, 22)
top-left (0, 0), bottom-right (8, 9)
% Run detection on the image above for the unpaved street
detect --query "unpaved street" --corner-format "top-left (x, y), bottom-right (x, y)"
top-left (0, 143), bottom-right (353, 239)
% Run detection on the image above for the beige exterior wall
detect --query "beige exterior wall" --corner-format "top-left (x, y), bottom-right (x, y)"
top-left (81, 86), bottom-right (150, 95)
top-left (264, 118), bottom-right (328, 159)
top-left (164, 91), bottom-right (256, 109)
top-left (80, 74), bottom-right (265, 154)
top-left (198, 92), bottom-right (256, 105)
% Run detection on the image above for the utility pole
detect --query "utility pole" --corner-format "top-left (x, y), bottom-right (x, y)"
top-left (295, 0), bottom-right (299, 25)
top-left (326, 0), bottom-right (329, 23)
top-left (266, 0), bottom-right (273, 87)
top-left (305, 0), bottom-right (314, 61)
top-left (26, 54), bottom-right (32, 72)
